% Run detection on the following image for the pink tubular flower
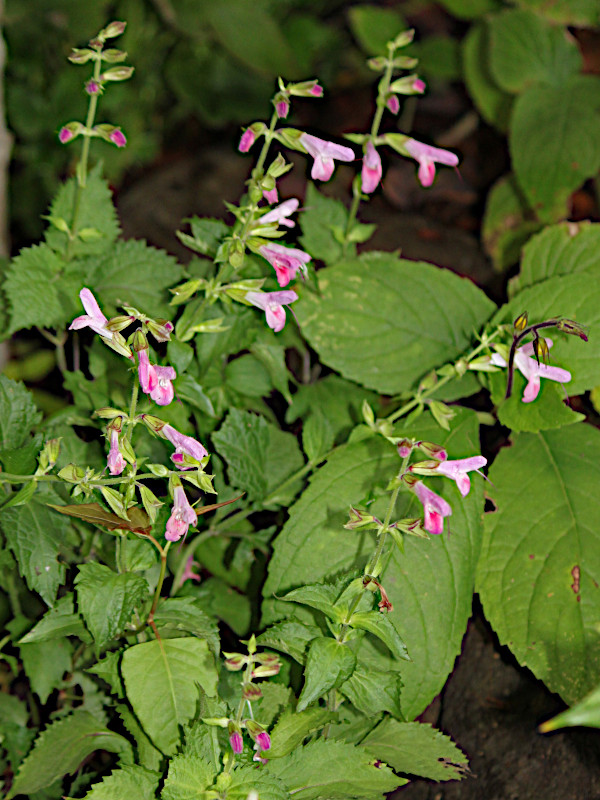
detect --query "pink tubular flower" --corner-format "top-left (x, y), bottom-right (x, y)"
top-left (229, 731), bottom-right (244, 755)
top-left (149, 365), bottom-right (176, 406)
top-left (69, 288), bottom-right (113, 339)
top-left (275, 98), bottom-right (290, 118)
top-left (239, 128), bottom-right (255, 152)
top-left (413, 78), bottom-right (426, 93)
top-left (246, 290), bottom-right (298, 333)
top-left (309, 83), bottom-right (323, 97)
top-left (137, 348), bottom-right (158, 395)
top-left (259, 198), bottom-right (300, 229)
top-left (361, 141), bottom-right (382, 194)
top-left (263, 186), bottom-right (278, 204)
top-left (258, 242), bottom-right (311, 286)
top-left (387, 95), bottom-right (400, 114)
top-left (163, 423), bottom-right (208, 467)
top-left (59, 127), bottom-right (75, 143)
top-left (404, 139), bottom-right (459, 188)
top-left (180, 555), bottom-right (201, 586)
top-left (436, 456), bottom-right (487, 497)
top-left (85, 79), bottom-right (101, 95)
top-left (413, 481), bottom-right (452, 535)
top-left (107, 428), bottom-right (125, 476)
top-left (109, 128), bottom-right (127, 147)
top-left (299, 132), bottom-right (354, 181)
top-left (491, 338), bottom-right (571, 403)
top-left (165, 485), bottom-right (197, 542)
top-left (256, 731), bottom-right (271, 751)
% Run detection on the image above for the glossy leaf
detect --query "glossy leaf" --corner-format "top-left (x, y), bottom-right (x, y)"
top-left (267, 707), bottom-right (333, 758)
top-left (297, 637), bottom-right (357, 712)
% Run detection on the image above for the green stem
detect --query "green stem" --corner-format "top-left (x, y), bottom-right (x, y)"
top-left (237, 108), bottom-right (279, 246)
top-left (147, 540), bottom-right (170, 626)
top-left (127, 381), bottom-right (139, 443)
top-left (0, 471), bottom-right (159, 485)
top-left (4, 570), bottom-right (22, 617)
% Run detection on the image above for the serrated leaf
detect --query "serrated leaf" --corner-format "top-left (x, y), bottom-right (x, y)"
top-left (161, 753), bottom-right (216, 800)
top-left (9, 710), bottom-right (132, 797)
top-left (297, 637), bottom-right (356, 712)
top-left (299, 183), bottom-right (348, 263)
top-left (254, 683), bottom-right (292, 729)
top-left (302, 410), bottom-right (334, 463)
top-left (488, 9), bottom-right (581, 93)
top-left (462, 22), bottom-right (512, 132)
top-left (228, 765), bottom-right (290, 800)
top-left (178, 217), bottom-right (229, 257)
top-left (251, 341), bottom-right (292, 404)
top-left (349, 611), bottom-right (410, 661)
top-left (48, 502), bottom-right (152, 534)
top-left (116, 703), bottom-right (163, 771)
top-left (4, 244), bottom-right (66, 333)
top-left (20, 638), bottom-right (72, 703)
top-left (477, 425), bottom-right (600, 704)
top-left (86, 651), bottom-right (124, 698)
top-left (264, 409), bottom-right (484, 720)
top-left (1, 497), bottom-right (69, 605)
top-left (280, 583), bottom-right (341, 621)
top-left (0, 375), bottom-right (42, 449)
top-left (265, 739), bottom-right (401, 799)
top-left (154, 596), bottom-right (220, 655)
top-left (361, 719), bottom-right (468, 781)
top-left (81, 765), bottom-right (159, 800)
top-left (257, 619), bottom-right (322, 664)
top-left (19, 593), bottom-right (89, 644)
top-left (267, 707), bottom-right (333, 759)
top-left (75, 563), bottom-right (149, 651)
top-left (121, 637), bottom-right (218, 755)
top-left (296, 252), bottom-right (496, 394)
top-left (340, 666), bottom-right (402, 718)
top-left (510, 76), bottom-right (600, 223)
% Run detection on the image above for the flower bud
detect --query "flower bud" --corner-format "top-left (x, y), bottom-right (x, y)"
top-left (94, 407), bottom-right (124, 419)
top-left (287, 79), bottom-right (323, 97)
top-left (556, 318), bottom-right (588, 342)
top-left (99, 20), bottom-right (127, 39)
top-left (242, 682), bottom-right (263, 700)
top-left (100, 66), bottom-right (134, 82)
top-left (228, 724), bottom-right (244, 755)
top-left (513, 311), bottom-right (528, 332)
top-left (138, 483), bottom-right (163, 522)
top-left (390, 28), bottom-right (415, 48)
top-left (85, 79), bottom-right (102, 96)
top-left (69, 48), bottom-right (95, 64)
top-left (141, 414), bottom-right (167, 434)
top-left (37, 438), bottom-right (61, 473)
top-left (109, 128), bottom-right (127, 148)
top-left (58, 122), bottom-right (85, 144)
top-left (147, 318), bottom-right (174, 343)
top-left (105, 315), bottom-right (135, 333)
top-left (367, 56), bottom-right (387, 72)
top-left (133, 329), bottom-right (149, 352)
top-left (274, 93), bottom-right (290, 119)
top-left (251, 662), bottom-right (281, 678)
top-left (245, 720), bottom-right (271, 750)
top-left (397, 439), bottom-right (413, 459)
top-left (102, 48), bottom-right (128, 63)
top-left (386, 94), bottom-right (400, 114)
top-left (344, 507), bottom-right (378, 530)
top-left (58, 464), bottom-right (86, 483)
top-left (228, 239), bottom-right (245, 269)
top-left (417, 441), bottom-right (447, 461)
top-left (389, 74), bottom-right (425, 95)
top-left (396, 518), bottom-right (429, 538)
top-left (223, 653), bottom-right (246, 671)
top-left (533, 336), bottom-right (550, 364)
top-left (105, 330), bottom-right (133, 359)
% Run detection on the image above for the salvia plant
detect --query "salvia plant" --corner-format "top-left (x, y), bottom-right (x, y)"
top-left (0, 14), bottom-right (599, 800)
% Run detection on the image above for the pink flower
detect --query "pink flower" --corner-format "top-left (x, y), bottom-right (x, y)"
top-left (436, 456), bottom-right (487, 497)
top-left (309, 83), bottom-right (323, 97)
top-left (404, 139), bottom-right (459, 188)
top-left (259, 198), bottom-right (299, 229)
top-left (387, 95), bottom-right (400, 114)
top-left (138, 348), bottom-right (158, 395)
top-left (299, 132), bottom-right (354, 181)
top-left (163, 423), bottom-right (208, 468)
top-left (85, 80), bottom-right (101, 95)
top-left (69, 288), bottom-right (113, 339)
top-left (491, 339), bottom-right (571, 403)
top-left (107, 428), bottom-right (125, 476)
top-left (149, 365), bottom-right (176, 406)
top-left (165, 485), bottom-right (197, 542)
top-left (258, 242), bottom-right (310, 286)
top-left (109, 128), bottom-right (127, 147)
top-left (256, 731), bottom-right (271, 751)
top-left (275, 98), bottom-right (290, 118)
top-left (246, 290), bottom-right (298, 333)
top-left (239, 128), bottom-right (255, 152)
top-left (263, 187), bottom-right (278, 204)
top-left (229, 731), bottom-right (244, 755)
top-left (361, 141), bottom-right (382, 194)
top-left (180, 555), bottom-right (201, 586)
top-left (59, 127), bottom-right (75, 143)
top-left (412, 481), bottom-right (452, 535)
top-left (413, 78), bottom-right (426, 93)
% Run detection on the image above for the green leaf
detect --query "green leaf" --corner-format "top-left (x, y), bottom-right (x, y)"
top-left (9, 710), bottom-right (132, 798)
top-left (0, 693), bottom-right (28, 726)
top-left (178, 217), bottom-right (229, 258)
top-left (302, 410), bottom-right (334, 463)
top-left (174, 374), bottom-right (216, 416)
top-left (167, 339), bottom-right (195, 374)
top-left (340, 666), bottom-right (402, 718)
top-left (89, 239), bottom-right (184, 317)
top-left (265, 739), bottom-right (400, 799)
top-left (3, 244), bottom-right (66, 331)
top-left (488, 9), bottom-right (581, 93)
top-left (280, 583), bottom-right (341, 621)
top-left (1, 497), bottom-right (69, 605)
top-left (477, 425), bottom-right (600, 703)
top-left (19, 638), bottom-right (72, 703)
top-left (254, 683), bottom-right (292, 729)
top-left (86, 651), bottom-right (124, 699)
top-left (81, 766), bottom-right (159, 800)
top-left (361, 719), bottom-right (468, 781)
top-left (510, 0), bottom-right (600, 26)
top-left (257, 619), bottom-right (322, 664)
top-left (196, 576), bottom-right (252, 636)
top-left (462, 22), bottom-right (512, 132)
top-left (297, 637), bottom-right (356, 712)
top-left (75, 563), bottom-right (149, 651)
top-left (349, 611), bottom-right (410, 661)
top-left (510, 76), bottom-right (600, 223)
top-left (299, 183), bottom-right (348, 264)
top-left (264, 409), bottom-right (484, 720)
top-left (227, 765), bottom-right (290, 800)
top-left (121, 637), bottom-right (218, 755)
top-left (162, 754), bottom-right (216, 800)
top-left (0, 375), bottom-right (42, 450)
top-left (267, 707), bottom-right (332, 759)
top-left (154, 596), bottom-right (220, 655)
top-left (19, 593), bottom-right (89, 644)
top-left (116, 704), bottom-right (163, 772)
top-left (251, 341), bottom-right (292, 404)
top-left (296, 252), bottom-right (496, 394)
top-left (540, 682), bottom-right (600, 732)
top-left (437, 0), bottom-right (501, 19)
top-left (225, 354), bottom-right (272, 397)
top-left (348, 5), bottom-right (407, 54)
top-left (510, 222), bottom-right (600, 295)
top-left (482, 174), bottom-right (541, 272)
top-left (44, 166), bottom-right (120, 258)
top-left (0, 433), bottom-right (43, 475)
top-left (495, 272), bottom-right (600, 396)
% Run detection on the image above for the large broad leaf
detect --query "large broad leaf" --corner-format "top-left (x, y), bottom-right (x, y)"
top-left (299, 184), bottom-right (348, 266)
top-left (265, 739), bottom-right (401, 799)
top-left (462, 23), bottom-right (512, 132)
top-left (20, 638), bottom-right (73, 703)
top-left (296, 252), bottom-right (496, 395)
top-left (297, 637), bottom-right (357, 712)
top-left (494, 272), bottom-right (600, 396)
top-left (263, 409), bottom-right (484, 719)
top-left (488, 9), bottom-right (581, 93)
top-left (80, 766), bottom-right (159, 800)
top-left (509, 0), bottom-right (600, 26)
top-left (227, 766), bottom-right (290, 800)
top-left (8, 710), bottom-right (132, 797)
top-left (510, 76), bottom-right (600, 223)
top-left (361, 720), bottom-right (468, 781)
top-left (3, 244), bottom-right (67, 334)
top-left (509, 222), bottom-right (600, 296)
top-left (161, 754), bottom-right (216, 800)
top-left (267, 707), bottom-right (332, 759)
top-left (121, 637), bottom-right (218, 755)
top-left (482, 174), bottom-right (541, 272)
top-left (19, 593), bottom-right (89, 644)
top-left (1, 497), bottom-right (69, 605)
top-left (0, 375), bottom-right (42, 450)
top-left (477, 425), bottom-right (600, 704)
